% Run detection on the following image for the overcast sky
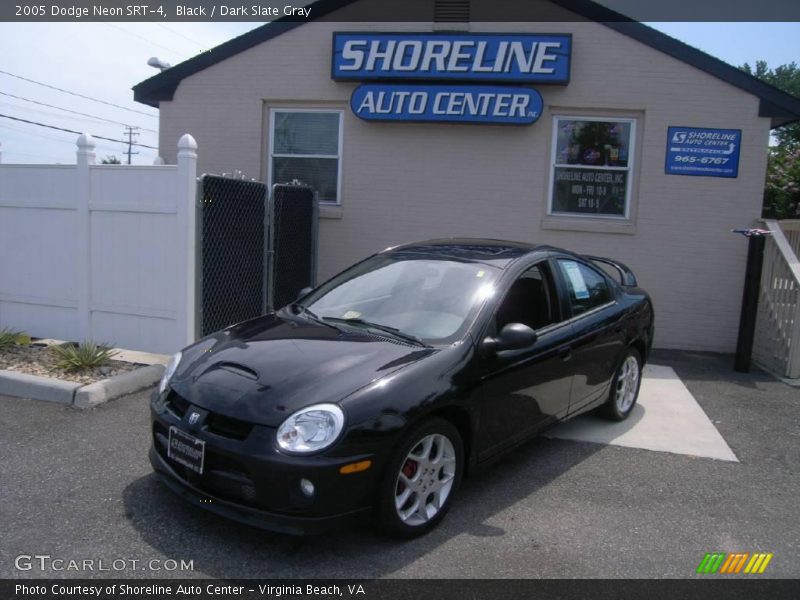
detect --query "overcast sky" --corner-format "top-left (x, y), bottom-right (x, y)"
top-left (0, 21), bottom-right (798, 164)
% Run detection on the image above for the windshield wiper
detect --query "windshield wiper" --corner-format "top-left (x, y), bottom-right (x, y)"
top-left (290, 303), bottom-right (343, 332)
top-left (322, 317), bottom-right (429, 347)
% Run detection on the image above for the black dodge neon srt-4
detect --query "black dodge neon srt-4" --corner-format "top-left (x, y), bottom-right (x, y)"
top-left (150, 239), bottom-right (654, 537)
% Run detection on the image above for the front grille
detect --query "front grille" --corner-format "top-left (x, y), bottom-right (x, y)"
top-left (165, 392), bottom-right (253, 441)
top-left (204, 412), bottom-right (253, 441)
top-left (200, 469), bottom-right (258, 505)
top-left (164, 392), bottom-right (189, 418)
top-left (152, 422), bottom-right (259, 507)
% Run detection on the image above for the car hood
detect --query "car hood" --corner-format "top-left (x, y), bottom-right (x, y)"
top-left (170, 313), bottom-right (437, 426)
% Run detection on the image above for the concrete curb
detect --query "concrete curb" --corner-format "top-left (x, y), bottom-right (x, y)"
top-left (0, 370), bottom-right (81, 405)
top-left (0, 364), bottom-right (165, 409)
top-left (73, 364), bottom-right (165, 409)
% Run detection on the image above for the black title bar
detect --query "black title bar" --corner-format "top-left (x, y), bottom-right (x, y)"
top-left (3, 0), bottom-right (800, 22)
top-left (4, 579), bottom-right (800, 600)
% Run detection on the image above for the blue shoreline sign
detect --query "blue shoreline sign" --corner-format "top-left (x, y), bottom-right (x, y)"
top-left (350, 84), bottom-right (544, 125)
top-left (333, 33), bottom-right (571, 83)
top-left (665, 126), bottom-right (742, 178)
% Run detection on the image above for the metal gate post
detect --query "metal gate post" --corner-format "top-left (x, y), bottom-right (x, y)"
top-left (194, 174), bottom-right (205, 340)
top-left (265, 184), bottom-right (277, 313)
top-left (311, 190), bottom-right (320, 286)
top-left (734, 231), bottom-right (767, 373)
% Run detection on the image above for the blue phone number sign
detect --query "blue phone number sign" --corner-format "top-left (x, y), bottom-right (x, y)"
top-left (665, 126), bottom-right (741, 178)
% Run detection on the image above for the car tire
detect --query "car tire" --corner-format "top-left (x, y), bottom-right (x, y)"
top-left (601, 347), bottom-right (643, 421)
top-left (377, 417), bottom-right (464, 538)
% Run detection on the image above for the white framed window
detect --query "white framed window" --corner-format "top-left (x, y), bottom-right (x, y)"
top-left (268, 108), bottom-right (343, 205)
top-left (548, 116), bottom-right (636, 219)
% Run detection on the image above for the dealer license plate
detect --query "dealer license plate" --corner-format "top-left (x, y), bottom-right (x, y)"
top-left (168, 426), bottom-right (205, 474)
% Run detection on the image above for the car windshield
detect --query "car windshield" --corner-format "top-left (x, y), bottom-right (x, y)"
top-left (301, 254), bottom-right (498, 344)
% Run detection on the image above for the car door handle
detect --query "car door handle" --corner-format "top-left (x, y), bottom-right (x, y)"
top-left (557, 346), bottom-right (572, 360)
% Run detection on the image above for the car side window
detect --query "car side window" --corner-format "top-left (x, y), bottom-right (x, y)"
top-left (495, 264), bottom-right (554, 331)
top-left (557, 259), bottom-right (612, 317)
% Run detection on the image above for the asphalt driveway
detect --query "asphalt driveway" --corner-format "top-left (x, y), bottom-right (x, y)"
top-left (1, 350), bottom-right (798, 578)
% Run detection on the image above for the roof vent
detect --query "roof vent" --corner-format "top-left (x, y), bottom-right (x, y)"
top-left (434, 0), bottom-right (470, 22)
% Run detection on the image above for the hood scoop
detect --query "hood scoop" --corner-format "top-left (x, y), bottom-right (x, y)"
top-left (205, 361), bottom-right (259, 381)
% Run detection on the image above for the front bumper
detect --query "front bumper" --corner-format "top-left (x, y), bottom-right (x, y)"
top-left (149, 392), bottom-right (378, 535)
top-left (149, 447), bottom-right (371, 535)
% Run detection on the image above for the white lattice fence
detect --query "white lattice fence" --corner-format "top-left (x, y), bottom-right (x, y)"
top-left (781, 220), bottom-right (800, 260)
top-left (753, 220), bottom-right (800, 379)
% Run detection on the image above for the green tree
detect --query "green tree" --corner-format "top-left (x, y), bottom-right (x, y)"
top-left (741, 61), bottom-right (800, 217)
top-left (100, 155), bottom-right (121, 164)
top-left (742, 61), bottom-right (800, 149)
top-left (763, 146), bottom-right (800, 219)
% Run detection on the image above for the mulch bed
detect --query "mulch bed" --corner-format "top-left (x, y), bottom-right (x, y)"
top-left (0, 343), bottom-right (140, 385)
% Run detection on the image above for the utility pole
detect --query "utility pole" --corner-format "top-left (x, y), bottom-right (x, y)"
top-left (123, 125), bottom-right (139, 164)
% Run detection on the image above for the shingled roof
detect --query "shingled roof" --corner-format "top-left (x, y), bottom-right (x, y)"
top-left (132, 0), bottom-right (800, 128)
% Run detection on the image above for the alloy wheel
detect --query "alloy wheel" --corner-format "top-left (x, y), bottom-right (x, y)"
top-left (394, 433), bottom-right (457, 526)
top-left (615, 355), bottom-right (641, 414)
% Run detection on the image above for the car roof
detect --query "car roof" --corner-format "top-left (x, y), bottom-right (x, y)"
top-left (382, 238), bottom-right (564, 267)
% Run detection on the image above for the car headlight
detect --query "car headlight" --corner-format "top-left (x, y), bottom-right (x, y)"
top-left (158, 351), bottom-right (182, 394)
top-left (276, 403), bottom-right (345, 454)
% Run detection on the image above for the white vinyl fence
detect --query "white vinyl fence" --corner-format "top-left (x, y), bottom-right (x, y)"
top-left (0, 134), bottom-right (198, 354)
top-left (753, 219), bottom-right (800, 379)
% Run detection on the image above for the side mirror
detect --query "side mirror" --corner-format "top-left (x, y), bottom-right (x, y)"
top-left (297, 286), bottom-right (313, 301)
top-left (481, 323), bottom-right (537, 356)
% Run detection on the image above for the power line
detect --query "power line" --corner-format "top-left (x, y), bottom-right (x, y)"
top-left (0, 70), bottom-right (158, 118)
top-left (0, 123), bottom-right (140, 155)
top-left (157, 23), bottom-right (206, 49)
top-left (0, 100), bottom-right (158, 143)
top-left (1, 99), bottom-right (109, 127)
top-left (0, 118), bottom-right (155, 151)
top-left (0, 91), bottom-right (158, 133)
top-left (103, 23), bottom-right (190, 58)
top-left (2, 121), bottom-right (107, 145)
top-left (0, 114), bottom-right (158, 149)
top-left (0, 101), bottom-right (142, 142)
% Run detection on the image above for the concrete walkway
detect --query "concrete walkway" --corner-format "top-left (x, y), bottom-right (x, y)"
top-left (546, 364), bottom-right (739, 462)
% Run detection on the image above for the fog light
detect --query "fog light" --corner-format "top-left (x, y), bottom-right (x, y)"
top-left (299, 478), bottom-right (315, 498)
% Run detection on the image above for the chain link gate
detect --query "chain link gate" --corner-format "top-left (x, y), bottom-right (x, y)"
top-left (196, 175), bottom-right (268, 337)
top-left (268, 182), bottom-right (319, 311)
top-left (195, 175), bottom-right (318, 338)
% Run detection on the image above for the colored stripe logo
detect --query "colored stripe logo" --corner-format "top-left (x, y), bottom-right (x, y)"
top-left (696, 552), bottom-right (773, 574)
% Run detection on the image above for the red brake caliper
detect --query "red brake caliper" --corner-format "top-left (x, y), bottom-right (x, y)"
top-left (398, 459), bottom-right (418, 494)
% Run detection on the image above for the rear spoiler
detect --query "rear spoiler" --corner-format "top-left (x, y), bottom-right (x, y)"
top-left (583, 255), bottom-right (638, 287)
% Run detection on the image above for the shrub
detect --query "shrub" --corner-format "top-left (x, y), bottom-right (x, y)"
top-left (50, 341), bottom-right (117, 372)
top-left (0, 328), bottom-right (31, 351)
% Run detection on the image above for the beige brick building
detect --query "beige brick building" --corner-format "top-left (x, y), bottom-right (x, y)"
top-left (134, 0), bottom-right (800, 352)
